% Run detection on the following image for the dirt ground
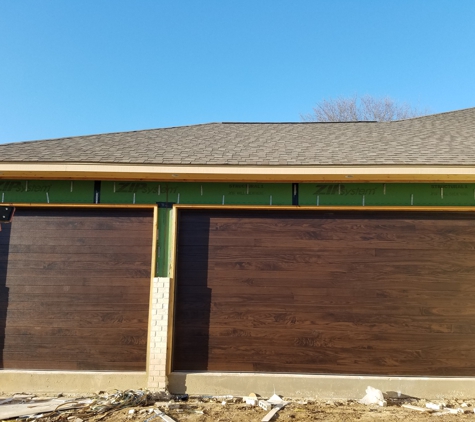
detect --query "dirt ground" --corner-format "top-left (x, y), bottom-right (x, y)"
top-left (3, 393), bottom-right (475, 422)
top-left (94, 398), bottom-right (475, 422)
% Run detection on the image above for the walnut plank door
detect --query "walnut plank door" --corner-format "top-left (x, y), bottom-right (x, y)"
top-left (0, 208), bottom-right (152, 371)
top-left (173, 210), bottom-right (475, 376)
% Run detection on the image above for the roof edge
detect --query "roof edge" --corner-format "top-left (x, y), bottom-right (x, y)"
top-left (3, 162), bottom-right (475, 183)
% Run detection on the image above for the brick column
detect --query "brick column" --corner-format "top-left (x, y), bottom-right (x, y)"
top-left (147, 277), bottom-right (171, 390)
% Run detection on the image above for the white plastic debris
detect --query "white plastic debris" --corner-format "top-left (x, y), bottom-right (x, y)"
top-left (244, 393), bottom-right (258, 406)
top-left (214, 395), bottom-right (233, 401)
top-left (447, 407), bottom-right (464, 414)
top-left (267, 394), bottom-right (285, 405)
top-left (258, 400), bottom-right (272, 411)
top-left (433, 407), bottom-right (465, 416)
top-left (426, 402), bottom-right (443, 410)
top-left (359, 386), bottom-right (387, 407)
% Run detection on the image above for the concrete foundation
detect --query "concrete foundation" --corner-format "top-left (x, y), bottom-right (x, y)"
top-left (168, 372), bottom-right (475, 400)
top-left (0, 371), bottom-right (147, 394)
top-left (3, 370), bottom-right (475, 399)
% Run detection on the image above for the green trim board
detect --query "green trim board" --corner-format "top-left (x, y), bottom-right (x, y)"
top-left (299, 183), bottom-right (475, 206)
top-left (157, 207), bottom-right (173, 277)
top-left (100, 182), bottom-right (292, 205)
top-left (0, 180), bottom-right (95, 203)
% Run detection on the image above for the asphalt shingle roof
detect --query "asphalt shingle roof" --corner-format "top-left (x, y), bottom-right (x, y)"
top-left (1, 107), bottom-right (475, 166)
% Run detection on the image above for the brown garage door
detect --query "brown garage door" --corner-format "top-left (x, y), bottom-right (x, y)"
top-left (173, 209), bottom-right (475, 376)
top-left (0, 208), bottom-right (152, 371)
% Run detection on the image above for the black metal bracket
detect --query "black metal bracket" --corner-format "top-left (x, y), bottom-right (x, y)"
top-left (0, 206), bottom-right (15, 223)
top-left (94, 181), bottom-right (101, 204)
top-left (292, 183), bottom-right (299, 206)
top-left (157, 202), bottom-right (175, 208)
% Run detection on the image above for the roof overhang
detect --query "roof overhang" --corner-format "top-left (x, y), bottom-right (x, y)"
top-left (2, 162), bottom-right (475, 182)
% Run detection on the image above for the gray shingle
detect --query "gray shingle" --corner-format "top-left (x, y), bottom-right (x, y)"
top-left (1, 108), bottom-right (475, 166)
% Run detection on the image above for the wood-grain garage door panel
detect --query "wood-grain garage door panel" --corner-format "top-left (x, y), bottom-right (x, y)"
top-left (173, 210), bottom-right (475, 376)
top-left (0, 208), bottom-right (152, 371)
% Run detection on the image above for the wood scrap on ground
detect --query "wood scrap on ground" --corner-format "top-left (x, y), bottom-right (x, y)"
top-left (153, 409), bottom-right (177, 422)
top-left (261, 403), bottom-right (287, 422)
top-left (0, 398), bottom-right (89, 420)
top-left (402, 404), bottom-right (433, 413)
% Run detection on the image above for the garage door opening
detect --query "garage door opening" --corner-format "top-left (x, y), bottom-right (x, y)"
top-left (0, 207), bottom-right (153, 371)
top-left (173, 209), bottom-right (475, 376)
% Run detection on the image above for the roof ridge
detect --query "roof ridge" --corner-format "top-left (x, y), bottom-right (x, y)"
top-left (394, 106), bottom-right (475, 122)
top-left (220, 121), bottom-right (378, 124)
top-left (0, 122), bottom-right (224, 145)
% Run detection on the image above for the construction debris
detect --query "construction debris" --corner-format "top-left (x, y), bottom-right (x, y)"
top-left (426, 402), bottom-right (443, 410)
top-left (261, 403), bottom-right (287, 422)
top-left (152, 409), bottom-right (177, 422)
top-left (402, 404), bottom-right (433, 413)
top-left (259, 394), bottom-right (288, 422)
top-left (0, 390), bottom-right (170, 421)
top-left (359, 386), bottom-right (387, 407)
top-left (244, 392), bottom-right (258, 406)
top-left (266, 393), bottom-right (286, 405)
top-left (258, 399), bottom-right (272, 411)
top-left (1, 389), bottom-right (474, 421)
top-left (0, 398), bottom-right (91, 420)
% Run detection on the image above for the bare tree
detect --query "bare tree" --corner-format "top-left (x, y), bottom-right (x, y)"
top-left (301, 95), bottom-right (428, 122)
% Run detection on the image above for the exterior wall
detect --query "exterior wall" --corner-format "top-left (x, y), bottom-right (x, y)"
top-left (100, 182), bottom-right (292, 205)
top-left (4, 179), bottom-right (475, 393)
top-left (0, 180), bottom-right (95, 203)
top-left (3, 180), bottom-right (475, 207)
top-left (299, 183), bottom-right (475, 206)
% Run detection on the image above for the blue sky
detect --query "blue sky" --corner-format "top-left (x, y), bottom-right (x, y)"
top-left (0, 0), bottom-right (474, 144)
